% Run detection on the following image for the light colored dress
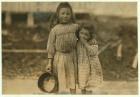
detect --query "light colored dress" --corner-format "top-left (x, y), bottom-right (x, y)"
top-left (47, 23), bottom-right (79, 92)
top-left (77, 39), bottom-right (103, 90)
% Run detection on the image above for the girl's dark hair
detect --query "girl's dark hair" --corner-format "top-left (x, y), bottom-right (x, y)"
top-left (75, 23), bottom-right (96, 40)
top-left (49, 2), bottom-right (75, 30)
top-left (86, 24), bottom-right (96, 39)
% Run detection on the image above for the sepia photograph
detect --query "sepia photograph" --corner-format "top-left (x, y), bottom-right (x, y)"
top-left (1, 2), bottom-right (138, 94)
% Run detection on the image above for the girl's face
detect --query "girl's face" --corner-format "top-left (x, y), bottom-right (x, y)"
top-left (58, 8), bottom-right (72, 24)
top-left (80, 29), bottom-right (91, 40)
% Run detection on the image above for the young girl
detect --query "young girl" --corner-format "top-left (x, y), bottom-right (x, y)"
top-left (77, 27), bottom-right (103, 94)
top-left (46, 2), bottom-right (79, 94)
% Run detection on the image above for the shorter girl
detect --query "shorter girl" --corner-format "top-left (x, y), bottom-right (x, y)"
top-left (77, 28), bottom-right (103, 94)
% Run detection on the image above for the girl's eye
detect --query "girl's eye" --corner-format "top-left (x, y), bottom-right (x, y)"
top-left (62, 12), bottom-right (65, 15)
top-left (66, 13), bottom-right (70, 15)
top-left (61, 12), bottom-right (70, 15)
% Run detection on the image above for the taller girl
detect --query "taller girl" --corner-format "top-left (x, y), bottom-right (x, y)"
top-left (46, 2), bottom-right (79, 93)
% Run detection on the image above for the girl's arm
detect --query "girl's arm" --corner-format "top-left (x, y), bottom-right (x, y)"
top-left (46, 28), bottom-right (56, 72)
top-left (81, 38), bottom-right (98, 56)
top-left (46, 58), bottom-right (53, 72)
top-left (79, 28), bottom-right (98, 56)
top-left (47, 28), bottom-right (56, 58)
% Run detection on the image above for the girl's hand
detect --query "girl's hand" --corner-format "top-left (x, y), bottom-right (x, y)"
top-left (46, 63), bottom-right (52, 73)
top-left (80, 36), bottom-right (88, 46)
top-left (46, 58), bottom-right (53, 73)
top-left (80, 34), bottom-right (87, 43)
top-left (80, 37), bottom-right (87, 44)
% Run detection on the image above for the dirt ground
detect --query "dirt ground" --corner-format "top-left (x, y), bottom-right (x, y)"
top-left (2, 78), bottom-right (138, 94)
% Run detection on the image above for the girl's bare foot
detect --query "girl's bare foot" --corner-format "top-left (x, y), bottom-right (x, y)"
top-left (81, 89), bottom-right (86, 94)
top-left (86, 90), bottom-right (92, 94)
top-left (70, 89), bottom-right (76, 94)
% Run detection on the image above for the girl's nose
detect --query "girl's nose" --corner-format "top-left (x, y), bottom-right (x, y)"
top-left (64, 14), bottom-right (68, 17)
top-left (63, 15), bottom-right (67, 18)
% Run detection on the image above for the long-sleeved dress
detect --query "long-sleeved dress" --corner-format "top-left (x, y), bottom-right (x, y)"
top-left (77, 39), bottom-right (103, 90)
top-left (47, 23), bottom-right (79, 92)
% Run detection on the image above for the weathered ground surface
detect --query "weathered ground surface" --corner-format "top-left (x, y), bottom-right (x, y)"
top-left (3, 78), bottom-right (138, 94)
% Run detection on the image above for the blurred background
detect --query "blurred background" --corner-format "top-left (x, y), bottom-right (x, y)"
top-left (2, 2), bottom-right (137, 81)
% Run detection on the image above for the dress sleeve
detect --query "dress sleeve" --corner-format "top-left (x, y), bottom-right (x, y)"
top-left (47, 28), bottom-right (56, 58)
top-left (84, 38), bottom-right (98, 56)
top-left (86, 44), bottom-right (98, 56)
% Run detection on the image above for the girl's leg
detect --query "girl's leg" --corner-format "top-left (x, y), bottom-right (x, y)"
top-left (85, 87), bottom-right (93, 94)
top-left (70, 89), bottom-right (76, 94)
top-left (81, 88), bottom-right (86, 94)
top-left (86, 90), bottom-right (92, 94)
top-left (81, 88), bottom-right (92, 94)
